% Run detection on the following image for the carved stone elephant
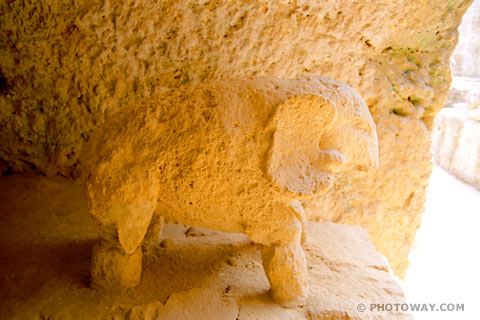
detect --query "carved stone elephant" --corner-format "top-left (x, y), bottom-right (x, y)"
top-left (81, 76), bottom-right (378, 306)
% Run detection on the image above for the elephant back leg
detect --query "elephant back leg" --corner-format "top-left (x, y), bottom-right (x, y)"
top-left (84, 161), bottom-right (160, 290)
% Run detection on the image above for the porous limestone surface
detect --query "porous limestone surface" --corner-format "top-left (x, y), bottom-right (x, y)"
top-left (432, 108), bottom-right (480, 189)
top-left (0, 175), bottom-right (412, 320)
top-left (0, 0), bottom-right (474, 278)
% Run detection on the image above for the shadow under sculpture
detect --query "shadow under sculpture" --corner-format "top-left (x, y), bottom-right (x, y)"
top-left (81, 76), bottom-right (379, 307)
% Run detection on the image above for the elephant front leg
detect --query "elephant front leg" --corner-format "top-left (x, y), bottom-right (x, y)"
top-left (261, 243), bottom-right (308, 307)
top-left (245, 202), bottom-right (309, 307)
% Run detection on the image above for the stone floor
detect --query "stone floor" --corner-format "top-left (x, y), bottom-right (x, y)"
top-left (0, 175), bottom-right (411, 319)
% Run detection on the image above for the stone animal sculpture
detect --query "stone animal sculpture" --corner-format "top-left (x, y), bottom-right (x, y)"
top-left (81, 76), bottom-right (379, 307)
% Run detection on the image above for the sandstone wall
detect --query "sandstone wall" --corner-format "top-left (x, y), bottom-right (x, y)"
top-left (0, 0), bottom-right (473, 278)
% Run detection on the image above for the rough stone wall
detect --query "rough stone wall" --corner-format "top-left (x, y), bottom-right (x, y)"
top-left (0, 0), bottom-right (473, 278)
top-left (452, 0), bottom-right (480, 77)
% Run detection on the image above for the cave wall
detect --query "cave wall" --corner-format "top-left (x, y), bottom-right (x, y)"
top-left (0, 0), bottom-right (473, 278)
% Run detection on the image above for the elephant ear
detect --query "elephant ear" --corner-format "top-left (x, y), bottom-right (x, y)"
top-left (268, 94), bottom-right (338, 195)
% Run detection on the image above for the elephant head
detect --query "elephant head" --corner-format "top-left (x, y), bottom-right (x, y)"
top-left (268, 77), bottom-right (378, 196)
